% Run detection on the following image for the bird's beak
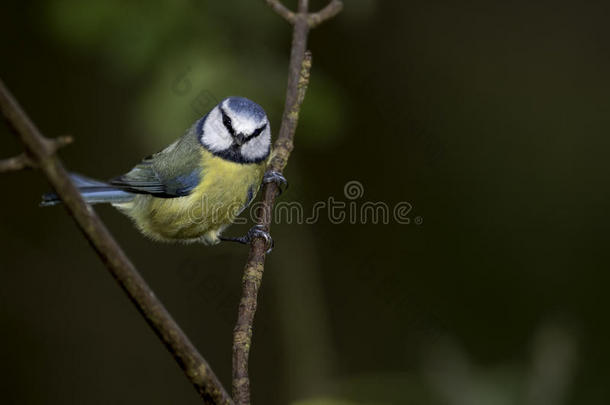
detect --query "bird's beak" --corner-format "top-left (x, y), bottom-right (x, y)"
top-left (234, 133), bottom-right (246, 146)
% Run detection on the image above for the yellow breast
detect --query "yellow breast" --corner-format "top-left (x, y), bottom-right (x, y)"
top-left (120, 149), bottom-right (266, 244)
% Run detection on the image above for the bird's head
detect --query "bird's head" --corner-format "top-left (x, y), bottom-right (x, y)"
top-left (199, 97), bottom-right (271, 163)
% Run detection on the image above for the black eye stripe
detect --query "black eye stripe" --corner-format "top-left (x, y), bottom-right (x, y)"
top-left (246, 123), bottom-right (267, 141)
top-left (219, 107), bottom-right (235, 136)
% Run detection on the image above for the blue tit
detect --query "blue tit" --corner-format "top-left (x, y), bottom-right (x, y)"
top-left (41, 97), bottom-right (285, 247)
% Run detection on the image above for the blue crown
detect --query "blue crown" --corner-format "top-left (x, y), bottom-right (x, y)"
top-left (225, 97), bottom-right (267, 121)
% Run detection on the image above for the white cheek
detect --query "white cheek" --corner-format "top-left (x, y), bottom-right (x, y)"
top-left (201, 109), bottom-right (232, 152)
top-left (241, 126), bottom-right (271, 161)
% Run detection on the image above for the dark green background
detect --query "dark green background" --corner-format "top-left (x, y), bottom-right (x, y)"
top-left (1, 1), bottom-right (608, 404)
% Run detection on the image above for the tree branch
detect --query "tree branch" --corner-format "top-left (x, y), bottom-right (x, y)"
top-left (231, 1), bottom-right (341, 404)
top-left (0, 135), bottom-right (72, 172)
top-left (264, 0), bottom-right (296, 24)
top-left (308, 0), bottom-right (343, 28)
top-left (0, 79), bottom-right (233, 405)
top-left (0, 153), bottom-right (34, 172)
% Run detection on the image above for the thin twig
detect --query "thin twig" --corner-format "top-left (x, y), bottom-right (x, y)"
top-left (45, 134), bottom-right (74, 152)
top-left (0, 78), bottom-right (233, 405)
top-left (264, 0), bottom-right (296, 24)
top-left (308, 0), bottom-right (343, 28)
top-left (231, 1), bottom-right (340, 404)
top-left (0, 153), bottom-right (34, 172)
top-left (0, 135), bottom-right (72, 172)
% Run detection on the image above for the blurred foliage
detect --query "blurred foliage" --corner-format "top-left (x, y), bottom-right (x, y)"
top-left (293, 399), bottom-right (365, 405)
top-left (42, 0), bottom-right (345, 149)
top-left (2, 0), bottom-right (610, 404)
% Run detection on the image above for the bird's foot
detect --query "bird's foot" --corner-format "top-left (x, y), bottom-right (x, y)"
top-left (220, 224), bottom-right (274, 254)
top-left (263, 171), bottom-right (288, 195)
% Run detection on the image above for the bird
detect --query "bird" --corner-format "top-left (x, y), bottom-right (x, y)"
top-left (41, 96), bottom-right (285, 251)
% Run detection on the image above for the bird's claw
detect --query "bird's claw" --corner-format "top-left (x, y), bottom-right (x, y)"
top-left (263, 171), bottom-right (288, 195)
top-left (247, 224), bottom-right (274, 254)
top-left (220, 224), bottom-right (274, 254)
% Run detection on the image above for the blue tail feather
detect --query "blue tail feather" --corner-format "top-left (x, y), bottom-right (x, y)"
top-left (41, 173), bottom-right (135, 207)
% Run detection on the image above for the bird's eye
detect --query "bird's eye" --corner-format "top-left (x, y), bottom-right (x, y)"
top-left (250, 123), bottom-right (267, 138)
top-left (220, 108), bottom-right (235, 135)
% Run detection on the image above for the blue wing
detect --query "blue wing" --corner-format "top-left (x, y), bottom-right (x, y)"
top-left (41, 122), bottom-right (204, 206)
top-left (109, 127), bottom-right (203, 198)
